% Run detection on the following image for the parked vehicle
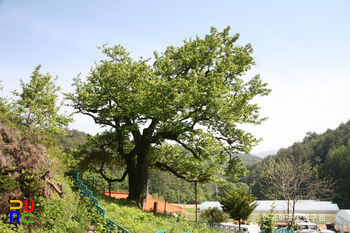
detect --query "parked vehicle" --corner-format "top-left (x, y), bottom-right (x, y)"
top-left (295, 222), bottom-right (335, 233)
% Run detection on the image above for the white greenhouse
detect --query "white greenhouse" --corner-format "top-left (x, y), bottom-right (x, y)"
top-left (253, 200), bottom-right (339, 214)
top-left (336, 210), bottom-right (350, 233)
top-left (200, 200), bottom-right (339, 215)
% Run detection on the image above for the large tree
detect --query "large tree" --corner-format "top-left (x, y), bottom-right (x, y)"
top-left (66, 26), bottom-right (271, 209)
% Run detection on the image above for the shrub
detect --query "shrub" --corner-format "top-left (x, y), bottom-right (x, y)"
top-left (200, 207), bottom-right (227, 223)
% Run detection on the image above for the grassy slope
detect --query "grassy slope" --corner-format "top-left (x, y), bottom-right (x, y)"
top-left (89, 187), bottom-right (225, 233)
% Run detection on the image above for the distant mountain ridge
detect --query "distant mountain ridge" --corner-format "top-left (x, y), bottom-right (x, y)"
top-left (251, 149), bottom-right (278, 158)
top-left (234, 153), bottom-right (262, 165)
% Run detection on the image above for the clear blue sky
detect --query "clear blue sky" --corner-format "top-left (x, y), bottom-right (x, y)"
top-left (1, 0), bottom-right (349, 154)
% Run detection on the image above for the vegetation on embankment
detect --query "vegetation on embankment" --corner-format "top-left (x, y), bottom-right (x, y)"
top-left (89, 186), bottom-right (226, 233)
top-left (0, 174), bottom-right (106, 233)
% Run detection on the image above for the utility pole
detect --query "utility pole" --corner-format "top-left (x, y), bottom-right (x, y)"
top-left (178, 190), bottom-right (180, 205)
top-left (195, 178), bottom-right (198, 223)
top-left (147, 180), bottom-right (149, 198)
top-left (216, 183), bottom-right (218, 200)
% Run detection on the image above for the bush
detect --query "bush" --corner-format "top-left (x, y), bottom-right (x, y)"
top-left (38, 175), bottom-right (106, 233)
top-left (200, 207), bottom-right (227, 223)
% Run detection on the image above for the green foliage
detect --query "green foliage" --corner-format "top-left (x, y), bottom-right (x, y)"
top-left (0, 175), bottom-right (106, 233)
top-left (11, 65), bottom-right (73, 138)
top-left (257, 203), bottom-right (277, 233)
top-left (0, 115), bottom-right (53, 224)
top-left (0, 217), bottom-right (26, 233)
top-left (57, 128), bottom-right (88, 153)
top-left (234, 154), bottom-right (262, 165)
top-left (148, 169), bottom-right (215, 204)
top-left (218, 182), bottom-right (249, 196)
top-left (0, 170), bottom-right (20, 196)
top-left (83, 169), bottom-right (129, 193)
top-left (200, 207), bottom-right (227, 223)
top-left (38, 176), bottom-right (106, 233)
top-left (218, 188), bottom-right (258, 230)
top-left (242, 120), bottom-right (350, 207)
top-left (66, 26), bottom-right (271, 207)
top-left (0, 102), bottom-right (104, 232)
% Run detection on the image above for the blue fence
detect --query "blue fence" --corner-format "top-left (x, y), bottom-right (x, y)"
top-left (65, 168), bottom-right (130, 233)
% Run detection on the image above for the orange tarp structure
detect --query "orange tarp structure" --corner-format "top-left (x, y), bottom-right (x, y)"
top-left (103, 192), bottom-right (188, 214)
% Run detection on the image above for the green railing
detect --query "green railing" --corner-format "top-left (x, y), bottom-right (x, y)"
top-left (274, 227), bottom-right (293, 233)
top-left (260, 226), bottom-right (293, 233)
top-left (65, 168), bottom-right (130, 233)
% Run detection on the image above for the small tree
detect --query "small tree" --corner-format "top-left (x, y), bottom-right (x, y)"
top-left (218, 188), bottom-right (258, 231)
top-left (200, 207), bottom-right (227, 224)
top-left (12, 65), bottom-right (73, 138)
top-left (257, 203), bottom-right (277, 233)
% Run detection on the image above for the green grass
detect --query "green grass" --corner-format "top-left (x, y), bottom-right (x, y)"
top-left (89, 187), bottom-right (226, 233)
top-left (184, 208), bottom-right (196, 213)
top-left (308, 215), bottom-right (336, 225)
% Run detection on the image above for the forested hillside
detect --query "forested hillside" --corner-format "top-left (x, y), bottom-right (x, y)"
top-left (241, 120), bottom-right (350, 208)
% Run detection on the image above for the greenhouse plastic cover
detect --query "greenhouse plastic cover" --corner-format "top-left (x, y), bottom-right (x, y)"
top-left (200, 201), bottom-right (223, 212)
top-left (253, 200), bottom-right (339, 214)
top-left (200, 200), bottom-right (339, 214)
top-left (335, 210), bottom-right (350, 232)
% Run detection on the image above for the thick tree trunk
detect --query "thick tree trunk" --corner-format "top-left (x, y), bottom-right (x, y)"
top-left (127, 156), bottom-right (136, 200)
top-left (127, 138), bottom-right (150, 210)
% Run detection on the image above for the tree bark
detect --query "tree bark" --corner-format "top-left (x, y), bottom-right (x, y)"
top-left (127, 156), bottom-right (136, 200)
top-left (127, 137), bottom-right (151, 210)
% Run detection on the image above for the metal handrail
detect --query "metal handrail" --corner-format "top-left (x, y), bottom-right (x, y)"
top-left (65, 169), bottom-right (130, 233)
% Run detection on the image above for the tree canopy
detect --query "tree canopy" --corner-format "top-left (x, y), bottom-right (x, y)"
top-left (66, 26), bottom-right (271, 209)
